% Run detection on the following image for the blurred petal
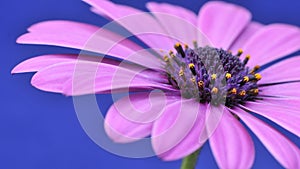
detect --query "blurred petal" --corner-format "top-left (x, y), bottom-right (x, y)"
top-left (260, 82), bottom-right (300, 98)
top-left (146, 2), bottom-right (197, 46)
top-left (241, 102), bottom-right (300, 136)
top-left (17, 21), bottom-right (162, 69)
top-left (231, 108), bottom-right (300, 169)
top-left (197, 1), bottom-right (251, 49)
top-left (209, 108), bottom-right (254, 169)
top-left (158, 103), bottom-right (207, 161)
top-left (241, 24), bottom-right (300, 68)
top-left (259, 56), bottom-right (300, 84)
top-left (105, 92), bottom-right (178, 143)
top-left (229, 22), bottom-right (263, 52)
top-left (30, 61), bottom-right (173, 95)
top-left (84, 0), bottom-right (175, 50)
top-left (152, 99), bottom-right (204, 160)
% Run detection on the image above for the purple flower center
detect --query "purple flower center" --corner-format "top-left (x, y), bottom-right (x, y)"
top-left (163, 43), bottom-right (262, 107)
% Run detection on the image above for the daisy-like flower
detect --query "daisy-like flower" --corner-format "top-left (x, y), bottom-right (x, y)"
top-left (12, 0), bottom-right (300, 169)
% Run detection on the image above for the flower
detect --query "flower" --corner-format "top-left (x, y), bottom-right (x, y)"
top-left (12, 0), bottom-right (300, 169)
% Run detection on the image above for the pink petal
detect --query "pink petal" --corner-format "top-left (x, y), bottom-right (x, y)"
top-left (259, 56), bottom-right (300, 84)
top-left (158, 103), bottom-right (207, 161)
top-left (12, 54), bottom-right (77, 74)
top-left (260, 82), bottom-right (300, 98)
top-left (256, 97), bottom-right (300, 111)
top-left (17, 21), bottom-right (162, 70)
top-left (84, 0), bottom-right (175, 50)
top-left (209, 107), bottom-right (254, 169)
top-left (197, 1), bottom-right (251, 49)
top-left (31, 61), bottom-right (173, 95)
top-left (146, 2), bottom-right (198, 46)
top-left (151, 99), bottom-right (205, 160)
top-left (240, 102), bottom-right (300, 137)
top-left (241, 24), bottom-right (300, 68)
top-left (231, 108), bottom-right (300, 169)
top-left (229, 22), bottom-right (263, 52)
top-left (105, 92), bottom-right (178, 143)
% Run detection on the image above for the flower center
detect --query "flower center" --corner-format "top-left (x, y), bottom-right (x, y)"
top-left (163, 43), bottom-right (262, 107)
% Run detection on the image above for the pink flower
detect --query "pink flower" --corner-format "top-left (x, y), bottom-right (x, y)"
top-left (12, 1), bottom-right (300, 168)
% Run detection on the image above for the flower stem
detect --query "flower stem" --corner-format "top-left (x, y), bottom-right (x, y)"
top-left (180, 148), bottom-right (202, 169)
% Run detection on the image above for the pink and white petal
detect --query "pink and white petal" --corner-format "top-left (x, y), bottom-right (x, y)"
top-left (18, 21), bottom-right (162, 70)
top-left (241, 24), bottom-right (300, 68)
top-left (158, 104), bottom-right (207, 161)
top-left (105, 92), bottom-right (178, 143)
top-left (11, 54), bottom-right (164, 78)
top-left (260, 82), bottom-right (300, 98)
top-left (229, 22), bottom-right (264, 52)
top-left (231, 108), bottom-right (300, 169)
top-left (240, 102), bottom-right (300, 137)
top-left (151, 99), bottom-right (204, 160)
top-left (12, 54), bottom-right (77, 73)
top-left (255, 97), bottom-right (300, 111)
top-left (84, 0), bottom-right (175, 50)
top-left (146, 2), bottom-right (197, 46)
top-left (259, 56), bottom-right (300, 84)
top-left (197, 1), bottom-right (251, 49)
top-left (209, 107), bottom-right (254, 169)
top-left (30, 60), bottom-right (174, 95)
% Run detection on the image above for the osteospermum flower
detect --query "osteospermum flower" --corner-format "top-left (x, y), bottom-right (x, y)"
top-left (12, 0), bottom-right (300, 168)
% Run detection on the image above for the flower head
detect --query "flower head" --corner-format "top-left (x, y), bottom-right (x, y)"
top-left (12, 1), bottom-right (300, 168)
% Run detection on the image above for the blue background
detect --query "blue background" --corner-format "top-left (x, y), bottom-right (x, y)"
top-left (1, 0), bottom-right (300, 168)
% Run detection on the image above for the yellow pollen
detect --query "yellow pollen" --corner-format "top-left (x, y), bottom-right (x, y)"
top-left (246, 55), bottom-right (251, 60)
top-left (212, 87), bottom-right (218, 94)
top-left (191, 77), bottom-right (196, 83)
top-left (175, 42), bottom-right (181, 48)
top-left (184, 44), bottom-right (189, 50)
top-left (189, 63), bottom-right (195, 69)
top-left (250, 65), bottom-right (260, 74)
top-left (239, 90), bottom-right (246, 96)
top-left (169, 50), bottom-right (174, 55)
top-left (231, 88), bottom-right (237, 94)
top-left (225, 73), bottom-right (232, 79)
top-left (198, 81), bottom-right (204, 88)
top-left (253, 89), bottom-right (259, 94)
top-left (163, 55), bottom-right (169, 62)
top-left (243, 76), bottom-right (250, 82)
top-left (179, 68), bottom-right (184, 76)
top-left (255, 73), bottom-right (262, 80)
top-left (238, 49), bottom-right (243, 55)
top-left (193, 40), bottom-right (198, 48)
top-left (211, 74), bottom-right (217, 80)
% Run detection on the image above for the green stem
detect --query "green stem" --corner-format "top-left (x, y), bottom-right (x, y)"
top-left (180, 148), bottom-right (202, 169)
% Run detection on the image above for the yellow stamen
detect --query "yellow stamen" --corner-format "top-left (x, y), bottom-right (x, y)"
top-left (246, 55), bottom-right (251, 60)
top-left (211, 74), bottom-right (217, 80)
top-left (231, 88), bottom-right (237, 94)
top-left (179, 68), bottom-right (184, 77)
top-left (239, 90), bottom-right (246, 96)
top-left (243, 76), bottom-right (249, 82)
top-left (254, 73), bottom-right (262, 80)
top-left (175, 42), bottom-right (181, 48)
top-left (191, 77), bottom-right (196, 83)
top-left (198, 81), bottom-right (204, 88)
top-left (212, 87), bottom-right (218, 94)
top-left (169, 50), bottom-right (174, 55)
top-left (225, 73), bottom-right (232, 79)
top-left (237, 49), bottom-right (243, 56)
top-left (184, 44), bottom-right (189, 50)
top-left (193, 40), bottom-right (198, 48)
top-left (163, 55), bottom-right (169, 62)
top-left (250, 65), bottom-right (260, 74)
top-left (189, 63), bottom-right (195, 69)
